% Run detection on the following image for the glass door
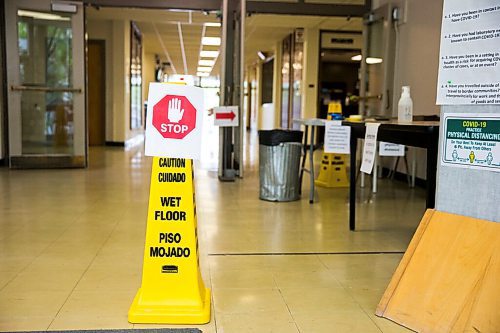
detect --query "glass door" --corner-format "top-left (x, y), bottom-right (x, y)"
top-left (5, 0), bottom-right (85, 168)
top-left (359, 4), bottom-right (396, 118)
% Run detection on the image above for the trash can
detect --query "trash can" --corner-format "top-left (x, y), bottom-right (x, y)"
top-left (259, 129), bottom-right (303, 202)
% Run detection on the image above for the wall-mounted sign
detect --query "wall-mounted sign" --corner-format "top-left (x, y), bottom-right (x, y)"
top-left (441, 113), bottom-right (500, 172)
top-left (213, 106), bottom-right (239, 127)
top-left (436, 0), bottom-right (500, 105)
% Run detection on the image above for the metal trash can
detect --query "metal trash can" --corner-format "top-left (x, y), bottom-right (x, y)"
top-left (259, 130), bottom-right (303, 202)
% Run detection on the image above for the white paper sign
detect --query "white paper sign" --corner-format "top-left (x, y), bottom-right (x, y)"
top-left (213, 106), bottom-right (239, 127)
top-left (145, 83), bottom-right (204, 159)
top-left (441, 113), bottom-right (500, 172)
top-left (379, 142), bottom-right (405, 156)
top-left (324, 120), bottom-right (350, 154)
top-left (436, 0), bottom-right (500, 105)
top-left (360, 123), bottom-right (381, 174)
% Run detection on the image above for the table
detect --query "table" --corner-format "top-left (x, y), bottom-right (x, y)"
top-left (344, 120), bottom-right (440, 231)
top-left (293, 118), bottom-right (325, 203)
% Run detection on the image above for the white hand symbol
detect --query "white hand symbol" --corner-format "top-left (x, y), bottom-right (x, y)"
top-left (168, 98), bottom-right (184, 123)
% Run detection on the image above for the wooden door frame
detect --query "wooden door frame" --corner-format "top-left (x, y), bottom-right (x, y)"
top-left (87, 39), bottom-right (106, 146)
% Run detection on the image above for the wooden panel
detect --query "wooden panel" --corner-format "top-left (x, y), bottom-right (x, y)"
top-left (377, 209), bottom-right (500, 332)
top-left (88, 40), bottom-right (106, 146)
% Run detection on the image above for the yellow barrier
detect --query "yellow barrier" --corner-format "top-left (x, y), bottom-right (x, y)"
top-left (315, 153), bottom-right (349, 188)
top-left (128, 157), bottom-right (211, 324)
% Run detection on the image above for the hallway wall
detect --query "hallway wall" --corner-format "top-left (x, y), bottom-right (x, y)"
top-left (375, 0), bottom-right (444, 180)
top-left (87, 19), bottom-right (114, 143)
top-left (87, 18), bottom-right (144, 145)
top-left (302, 28), bottom-right (319, 120)
top-left (0, 47), bottom-right (4, 160)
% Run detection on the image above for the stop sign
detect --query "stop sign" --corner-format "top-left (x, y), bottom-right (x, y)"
top-left (152, 95), bottom-right (197, 140)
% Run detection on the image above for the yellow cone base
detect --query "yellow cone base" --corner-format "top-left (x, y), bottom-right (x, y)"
top-left (315, 153), bottom-right (349, 188)
top-left (128, 287), bottom-right (211, 324)
top-left (128, 157), bottom-right (210, 325)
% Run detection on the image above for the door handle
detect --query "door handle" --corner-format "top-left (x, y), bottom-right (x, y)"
top-left (11, 85), bottom-right (82, 93)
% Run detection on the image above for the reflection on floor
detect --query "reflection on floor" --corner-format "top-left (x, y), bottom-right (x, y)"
top-left (0, 133), bottom-right (425, 332)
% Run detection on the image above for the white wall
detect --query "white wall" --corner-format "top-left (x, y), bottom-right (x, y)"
top-left (272, 41), bottom-right (282, 128)
top-left (0, 63), bottom-right (4, 160)
top-left (389, 0), bottom-right (443, 116)
top-left (143, 52), bottom-right (156, 105)
top-left (87, 18), bottom-right (144, 144)
top-left (87, 19), bottom-right (114, 142)
top-left (301, 28), bottom-right (319, 120)
top-left (0, 38), bottom-right (4, 160)
top-left (375, 0), bottom-right (444, 180)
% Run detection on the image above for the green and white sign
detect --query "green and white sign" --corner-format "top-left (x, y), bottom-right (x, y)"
top-left (442, 113), bottom-right (500, 172)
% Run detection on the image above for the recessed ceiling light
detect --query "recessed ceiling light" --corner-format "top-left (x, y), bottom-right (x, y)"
top-left (200, 51), bottom-right (219, 58)
top-left (202, 37), bottom-right (221, 46)
top-left (197, 66), bottom-right (212, 72)
top-left (198, 59), bottom-right (215, 66)
top-left (366, 57), bottom-right (383, 64)
top-left (204, 22), bottom-right (221, 27)
top-left (197, 72), bottom-right (210, 77)
top-left (351, 54), bottom-right (362, 61)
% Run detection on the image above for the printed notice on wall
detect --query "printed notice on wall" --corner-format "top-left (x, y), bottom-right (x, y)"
top-left (442, 113), bottom-right (500, 172)
top-left (360, 123), bottom-right (381, 174)
top-left (379, 142), bottom-right (405, 157)
top-left (324, 120), bottom-right (350, 154)
top-left (436, 0), bottom-right (500, 105)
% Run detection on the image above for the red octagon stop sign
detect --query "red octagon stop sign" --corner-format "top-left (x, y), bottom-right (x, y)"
top-left (152, 95), bottom-right (197, 140)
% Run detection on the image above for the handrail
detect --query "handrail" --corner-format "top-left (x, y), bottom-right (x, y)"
top-left (11, 85), bottom-right (82, 93)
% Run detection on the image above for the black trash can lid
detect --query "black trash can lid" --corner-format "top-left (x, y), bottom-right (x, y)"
top-left (259, 129), bottom-right (303, 146)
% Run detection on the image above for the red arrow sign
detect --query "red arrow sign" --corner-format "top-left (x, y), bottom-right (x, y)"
top-left (215, 111), bottom-right (236, 121)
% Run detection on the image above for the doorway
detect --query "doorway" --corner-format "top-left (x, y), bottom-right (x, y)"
top-left (317, 30), bottom-right (362, 141)
top-left (88, 40), bottom-right (105, 146)
top-left (4, 0), bottom-right (86, 168)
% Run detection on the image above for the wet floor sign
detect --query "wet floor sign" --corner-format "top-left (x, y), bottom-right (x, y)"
top-left (128, 157), bottom-right (210, 324)
top-left (129, 82), bottom-right (210, 324)
top-left (315, 153), bottom-right (349, 188)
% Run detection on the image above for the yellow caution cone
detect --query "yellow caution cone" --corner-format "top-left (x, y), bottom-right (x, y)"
top-left (315, 153), bottom-right (349, 188)
top-left (128, 157), bottom-right (210, 324)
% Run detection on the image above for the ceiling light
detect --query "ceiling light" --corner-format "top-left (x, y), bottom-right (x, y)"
top-left (18, 9), bottom-right (70, 21)
top-left (204, 22), bottom-right (221, 27)
top-left (200, 51), bottom-right (219, 58)
top-left (366, 57), bottom-right (383, 64)
top-left (197, 66), bottom-right (212, 72)
top-left (202, 37), bottom-right (221, 46)
top-left (198, 59), bottom-right (215, 66)
top-left (197, 72), bottom-right (210, 77)
top-left (351, 54), bottom-right (362, 61)
top-left (257, 51), bottom-right (266, 61)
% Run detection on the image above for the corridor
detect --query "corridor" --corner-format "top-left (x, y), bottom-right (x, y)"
top-left (0, 133), bottom-right (424, 332)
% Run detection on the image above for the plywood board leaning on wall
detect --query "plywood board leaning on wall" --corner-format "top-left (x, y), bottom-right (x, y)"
top-left (376, 209), bottom-right (500, 332)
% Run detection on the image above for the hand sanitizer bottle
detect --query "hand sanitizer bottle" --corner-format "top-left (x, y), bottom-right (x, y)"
top-left (398, 86), bottom-right (413, 123)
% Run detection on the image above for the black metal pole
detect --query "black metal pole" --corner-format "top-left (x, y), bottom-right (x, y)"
top-left (349, 135), bottom-right (358, 230)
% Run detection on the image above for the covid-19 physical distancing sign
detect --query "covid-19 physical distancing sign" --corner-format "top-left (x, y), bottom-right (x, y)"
top-left (129, 83), bottom-right (210, 324)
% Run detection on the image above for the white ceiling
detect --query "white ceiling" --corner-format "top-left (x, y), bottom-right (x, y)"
top-left (86, 7), bottom-right (363, 77)
top-left (87, 7), bottom-right (221, 76)
top-left (245, 14), bottom-right (362, 67)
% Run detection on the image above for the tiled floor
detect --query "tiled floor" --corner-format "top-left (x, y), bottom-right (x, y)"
top-left (0, 132), bottom-right (426, 332)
